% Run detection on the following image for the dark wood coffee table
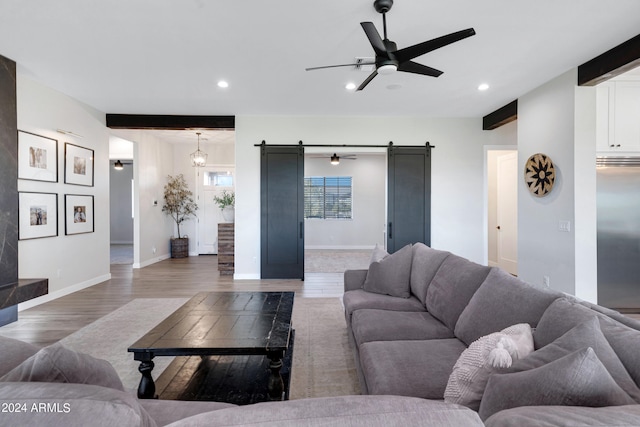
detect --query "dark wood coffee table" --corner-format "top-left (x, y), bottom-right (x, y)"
top-left (128, 291), bottom-right (294, 402)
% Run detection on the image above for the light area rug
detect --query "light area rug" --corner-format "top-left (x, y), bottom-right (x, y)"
top-left (58, 296), bottom-right (361, 399)
top-left (305, 250), bottom-right (371, 273)
top-left (59, 298), bottom-right (189, 392)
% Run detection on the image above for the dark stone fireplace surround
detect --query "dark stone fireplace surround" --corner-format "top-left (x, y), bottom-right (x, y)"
top-left (0, 54), bottom-right (48, 326)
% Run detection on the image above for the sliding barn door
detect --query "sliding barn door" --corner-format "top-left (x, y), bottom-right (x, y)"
top-left (387, 145), bottom-right (431, 252)
top-left (260, 145), bottom-right (305, 279)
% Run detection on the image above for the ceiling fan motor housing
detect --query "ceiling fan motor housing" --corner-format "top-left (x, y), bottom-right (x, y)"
top-left (374, 0), bottom-right (393, 14)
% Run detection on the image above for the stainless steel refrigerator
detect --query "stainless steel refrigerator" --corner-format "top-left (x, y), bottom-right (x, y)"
top-left (597, 156), bottom-right (640, 312)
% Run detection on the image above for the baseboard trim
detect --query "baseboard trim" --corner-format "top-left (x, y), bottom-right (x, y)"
top-left (133, 254), bottom-right (171, 269)
top-left (234, 274), bottom-right (260, 280)
top-left (18, 273), bottom-right (112, 311)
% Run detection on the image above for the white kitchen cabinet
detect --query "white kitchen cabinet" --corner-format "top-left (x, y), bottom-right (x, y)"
top-left (596, 80), bottom-right (640, 153)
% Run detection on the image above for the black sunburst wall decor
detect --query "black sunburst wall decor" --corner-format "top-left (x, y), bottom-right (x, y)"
top-left (524, 153), bottom-right (556, 197)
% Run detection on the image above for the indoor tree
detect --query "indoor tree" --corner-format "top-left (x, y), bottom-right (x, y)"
top-left (162, 174), bottom-right (198, 239)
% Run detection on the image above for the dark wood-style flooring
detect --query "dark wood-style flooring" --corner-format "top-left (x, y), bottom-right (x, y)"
top-left (0, 256), bottom-right (345, 347)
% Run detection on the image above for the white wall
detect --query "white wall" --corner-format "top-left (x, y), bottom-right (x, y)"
top-left (234, 115), bottom-right (509, 279)
top-left (518, 70), bottom-right (578, 295)
top-left (17, 75), bottom-right (110, 305)
top-left (304, 154), bottom-right (385, 249)
top-left (574, 85), bottom-right (598, 303)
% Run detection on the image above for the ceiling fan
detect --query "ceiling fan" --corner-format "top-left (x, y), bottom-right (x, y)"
top-left (305, 0), bottom-right (476, 91)
top-left (310, 153), bottom-right (357, 165)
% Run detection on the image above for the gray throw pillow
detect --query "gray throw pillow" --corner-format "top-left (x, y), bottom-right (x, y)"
top-left (0, 342), bottom-right (124, 391)
top-left (363, 244), bottom-right (413, 298)
top-left (509, 317), bottom-right (640, 402)
top-left (478, 347), bottom-right (635, 421)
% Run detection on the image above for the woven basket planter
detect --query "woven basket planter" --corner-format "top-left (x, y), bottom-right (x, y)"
top-left (171, 237), bottom-right (189, 258)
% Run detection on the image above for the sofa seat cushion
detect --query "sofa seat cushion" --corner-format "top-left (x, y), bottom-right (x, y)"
top-left (484, 404), bottom-right (640, 427)
top-left (140, 399), bottom-right (236, 426)
top-left (425, 255), bottom-right (491, 330)
top-left (454, 268), bottom-right (561, 345)
top-left (352, 309), bottom-right (453, 347)
top-left (409, 243), bottom-right (451, 305)
top-left (359, 338), bottom-right (467, 399)
top-left (363, 244), bottom-right (413, 298)
top-left (0, 342), bottom-right (125, 391)
top-left (343, 289), bottom-right (425, 327)
top-left (535, 298), bottom-right (640, 389)
top-left (0, 335), bottom-right (40, 377)
top-left (166, 395), bottom-right (484, 427)
top-left (478, 347), bottom-right (635, 421)
top-left (0, 382), bottom-right (157, 427)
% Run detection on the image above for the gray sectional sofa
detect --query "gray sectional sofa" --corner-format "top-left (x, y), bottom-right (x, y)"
top-left (343, 242), bottom-right (640, 426)
top-left (2, 241), bottom-right (640, 426)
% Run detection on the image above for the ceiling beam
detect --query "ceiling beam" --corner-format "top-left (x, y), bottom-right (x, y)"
top-left (578, 33), bottom-right (640, 86)
top-left (106, 114), bottom-right (235, 130)
top-left (482, 100), bottom-right (517, 130)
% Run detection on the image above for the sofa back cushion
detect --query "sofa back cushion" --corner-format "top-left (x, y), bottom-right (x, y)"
top-left (535, 297), bottom-right (640, 389)
top-left (409, 243), bottom-right (451, 305)
top-left (454, 268), bottom-right (561, 345)
top-left (362, 244), bottom-right (413, 298)
top-left (0, 335), bottom-right (39, 377)
top-left (425, 255), bottom-right (491, 330)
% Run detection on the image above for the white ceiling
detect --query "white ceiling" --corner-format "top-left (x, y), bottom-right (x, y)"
top-left (1, 1), bottom-right (639, 118)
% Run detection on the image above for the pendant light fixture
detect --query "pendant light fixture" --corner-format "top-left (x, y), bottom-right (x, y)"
top-left (330, 153), bottom-right (340, 165)
top-left (114, 160), bottom-right (124, 170)
top-left (190, 132), bottom-right (207, 167)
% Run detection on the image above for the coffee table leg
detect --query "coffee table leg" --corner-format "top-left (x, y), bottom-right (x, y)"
top-left (137, 360), bottom-right (157, 399)
top-left (267, 352), bottom-right (284, 401)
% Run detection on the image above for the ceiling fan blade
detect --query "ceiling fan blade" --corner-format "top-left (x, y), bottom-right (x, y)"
top-left (357, 70), bottom-right (378, 91)
top-left (397, 61), bottom-right (443, 77)
top-left (306, 62), bottom-right (375, 71)
top-left (360, 22), bottom-right (387, 57)
top-left (394, 28), bottom-right (476, 63)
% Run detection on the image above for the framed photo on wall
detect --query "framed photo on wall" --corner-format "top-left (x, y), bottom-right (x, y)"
top-left (18, 192), bottom-right (58, 240)
top-left (64, 143), bottom-right (94, 186)
top-left (65, 194), bottom-right (94, 235)
top-left (18, 130), bottom-right (58, 182)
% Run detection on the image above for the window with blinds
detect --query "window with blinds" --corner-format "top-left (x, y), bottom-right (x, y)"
top-left (304, 176), bottom-right (353, 219)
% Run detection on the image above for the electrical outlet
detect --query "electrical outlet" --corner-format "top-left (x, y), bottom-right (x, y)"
top-left (543, 276), bottom-right (550, 287)
top-left (152, 246), bottom-right (156, 254)
top-left (558, 220), bottom-right (571, 232)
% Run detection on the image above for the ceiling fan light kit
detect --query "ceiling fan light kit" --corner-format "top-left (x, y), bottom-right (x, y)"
top-left (305, 0), bottom-right (476, 91)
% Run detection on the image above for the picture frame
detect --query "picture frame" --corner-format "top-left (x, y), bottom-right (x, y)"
top-left (65, 194), bottom-right (94, 235)
top-left (18, 192), bottom-right (58, 240)
top-left (64, 143), bottom-right (94, 186)
top-left (17, 130), bottom-right (58, 182)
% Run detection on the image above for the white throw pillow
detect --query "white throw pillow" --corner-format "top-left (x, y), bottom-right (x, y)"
top-left (444, 323), bottom-right (534, 411)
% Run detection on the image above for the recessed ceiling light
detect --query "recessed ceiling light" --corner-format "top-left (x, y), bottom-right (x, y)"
top-left (478, 83), bottom-right (489, 91)
top-left (386, 84), bottom-right (402, 90)
top-left (345, 82), bottom-right (357, 91)
top-left (217, 80), bottom-right (229, 88)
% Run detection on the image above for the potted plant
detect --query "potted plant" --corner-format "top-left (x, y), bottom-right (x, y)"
top-left (162, 174), bottom-right (198, 258)
top-left (214, 190), bottom-right (235, 222)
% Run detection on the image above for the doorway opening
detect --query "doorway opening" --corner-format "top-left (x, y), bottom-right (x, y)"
top-left (109, 136), bottom-right (134, 265)
top-left (487, 148), bottom-right (518, 275)
top-left (303, 149), bottom-right (386, 273)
